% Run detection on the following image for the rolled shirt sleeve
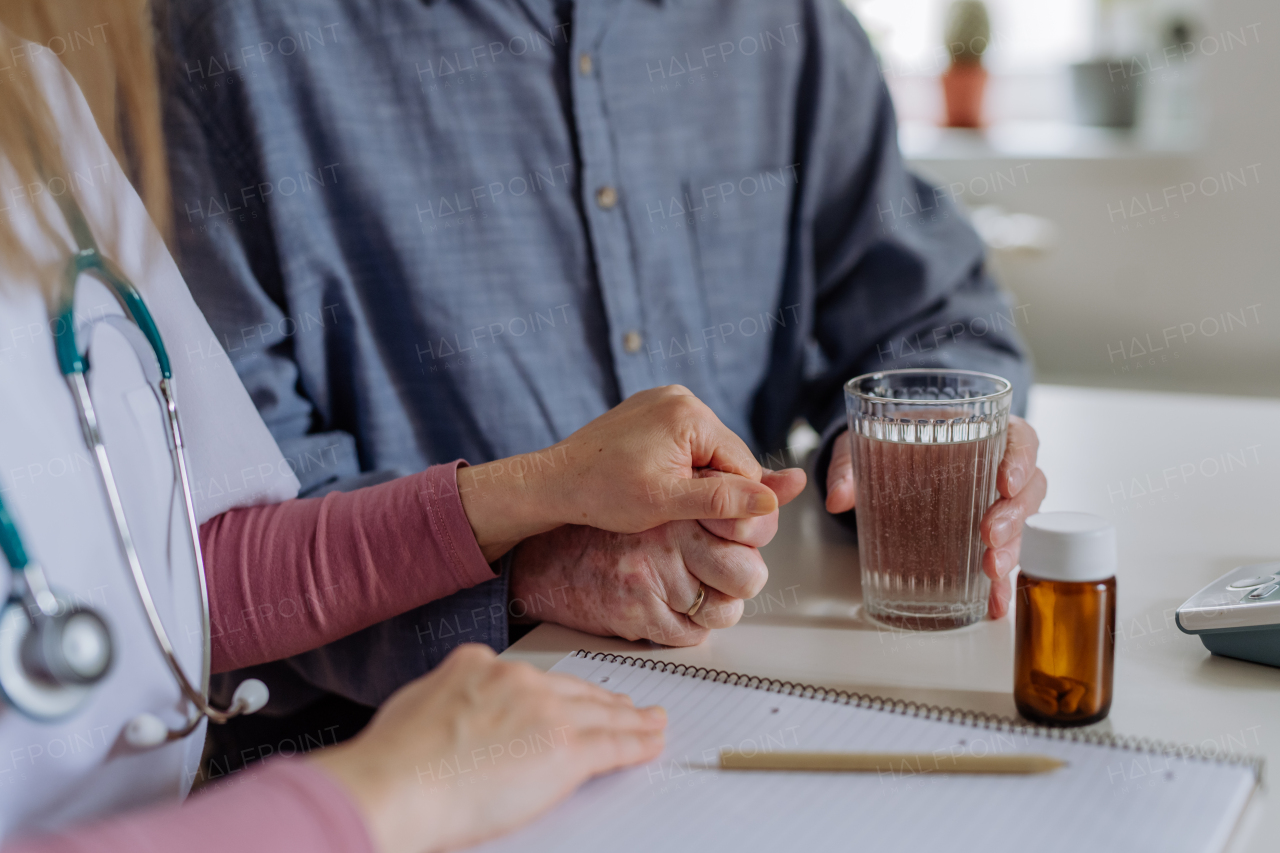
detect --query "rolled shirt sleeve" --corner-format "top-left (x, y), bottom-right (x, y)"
top-left (201, 461), bottom-right (495, 673)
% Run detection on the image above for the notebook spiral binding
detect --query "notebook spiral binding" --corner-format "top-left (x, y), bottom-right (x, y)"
top-left (574, 650), bottom-right (1265, 783)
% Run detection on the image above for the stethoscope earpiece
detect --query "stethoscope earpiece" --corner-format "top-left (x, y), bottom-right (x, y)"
top-left (123, 678), bottom-right (269, 749)
top-left (124, 712), bottom-right (169, 749)
top-left (231, 678), bottom-right (270, 715)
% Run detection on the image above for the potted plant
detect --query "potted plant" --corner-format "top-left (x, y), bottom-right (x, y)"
top-left (1070, 0), bottom-right (1148, 128)
top-left (941, 0), bottom-right (990, 128)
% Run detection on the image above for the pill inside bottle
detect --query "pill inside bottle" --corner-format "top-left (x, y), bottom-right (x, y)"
top-left (1013, 512), bottom-right (1117, 727)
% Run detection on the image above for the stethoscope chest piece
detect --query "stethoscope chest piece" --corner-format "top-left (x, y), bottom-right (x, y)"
top-left (0, 595), bottom-right (113, 721)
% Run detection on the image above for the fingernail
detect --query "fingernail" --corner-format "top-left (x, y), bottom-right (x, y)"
top-left (748, 492), bottom-right (775, 515)
top-left (828, 474), bottom-right (852, 497)
top-left (1007, 462), bottom-right (1026, 493)
top-left (990, 517), bottom-right (1014, 547)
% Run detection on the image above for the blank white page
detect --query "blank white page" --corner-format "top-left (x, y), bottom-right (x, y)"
top-left (470, 655), bottom-right (1256, 853)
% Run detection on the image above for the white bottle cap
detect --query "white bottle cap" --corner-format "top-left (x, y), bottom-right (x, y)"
top-left (1020, 512), bottom-right (1116, 583)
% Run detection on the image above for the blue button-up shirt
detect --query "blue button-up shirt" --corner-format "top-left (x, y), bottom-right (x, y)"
top-left (164, 0), bottom-right (1030, 706)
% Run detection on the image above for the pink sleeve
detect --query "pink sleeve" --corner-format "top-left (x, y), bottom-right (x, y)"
top-left (199, 460), bottom-right (495, 673)
top-left (3, 759), bottom-right (373, 853)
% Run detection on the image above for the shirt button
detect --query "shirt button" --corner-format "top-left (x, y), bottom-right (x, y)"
top-left (623, 330), bottom-right (643, 353)
top-left (596, 185), bottom-right (618, 209)
top-left (578, 52), bottom-right (593, 75)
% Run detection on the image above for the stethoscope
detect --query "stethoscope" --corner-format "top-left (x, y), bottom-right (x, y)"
top-left (0, 196), bottom-right (267, 748)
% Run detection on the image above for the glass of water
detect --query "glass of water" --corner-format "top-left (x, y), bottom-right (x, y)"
top-left (845, 369), bottom-right (1012, 630)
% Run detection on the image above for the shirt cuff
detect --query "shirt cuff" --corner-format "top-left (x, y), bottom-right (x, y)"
top-left (414, 460), bottom-right (498, 590)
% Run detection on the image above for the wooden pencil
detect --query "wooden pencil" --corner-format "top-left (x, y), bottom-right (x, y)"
top-left (718, 751), bottom-right (1066, 774)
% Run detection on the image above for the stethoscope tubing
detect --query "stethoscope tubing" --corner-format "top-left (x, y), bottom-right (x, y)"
top-left (0, 191), bottom-right (264, 742)
top-left (52, 192), bottom-right (256, 734)
top-left (68, 369), bottom-right (226, 736)
top-left (161, 380), bottom-right (214, 701)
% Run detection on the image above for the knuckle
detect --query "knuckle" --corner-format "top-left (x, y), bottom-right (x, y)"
top-left (670, 397), bottom-right (699, 421)
top-left (508, 661), bottom-right (545, 687)
top-left (703, 597), bottom-right (744, 629)
top-left (654, 385), bottom-right (691, 409)
top-left (485, 660), bottom-right (517, 686)
top-left (741, 556), bottom-right (769, 598)
top-left (621, 562), bottom-right (656, 596)
top-left (707, 480), bottom-right (733, 517)
top-left (491, 658), bottom-right (537, 687)
top-left (676, 390), bottom-right (708, 415)
top-left (562, 726), bottom-right (589, 754)
top-left (719, 599), bottom-right (746, 628)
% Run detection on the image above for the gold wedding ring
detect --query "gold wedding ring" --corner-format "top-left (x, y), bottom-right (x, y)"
top-left (686, 584), bottom-right (706, 618)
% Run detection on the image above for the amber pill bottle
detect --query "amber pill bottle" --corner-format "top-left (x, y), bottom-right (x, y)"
top-left (1014, 512), bottom-right (1117, 727)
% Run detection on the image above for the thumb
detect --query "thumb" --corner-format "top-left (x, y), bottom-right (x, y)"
top-left (761, 468), bottom-right (807, 506)
top-left (661, 472), bottom-right (777, 521)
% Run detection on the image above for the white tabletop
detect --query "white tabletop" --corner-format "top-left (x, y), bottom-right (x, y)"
top-left (503, 384), bottom-right (1280, 851)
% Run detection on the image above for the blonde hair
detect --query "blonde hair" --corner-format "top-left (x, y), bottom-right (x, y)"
top-left (0, 0), bottom-right (168, 292)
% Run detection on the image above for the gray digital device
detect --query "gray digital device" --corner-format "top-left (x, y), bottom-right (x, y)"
top-left (1176, 562), bottom-right (1280, 668)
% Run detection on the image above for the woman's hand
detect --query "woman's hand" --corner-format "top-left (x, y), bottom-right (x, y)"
top-left (459, 385), bottom-right (805, 560)
top-left (311, 644), bottom-right (666, 853)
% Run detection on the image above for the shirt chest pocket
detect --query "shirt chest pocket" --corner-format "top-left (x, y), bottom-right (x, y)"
top-left (686, 166), bottom-right (796, 394)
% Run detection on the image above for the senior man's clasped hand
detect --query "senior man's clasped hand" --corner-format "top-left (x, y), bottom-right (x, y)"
top-left (453, 384), bottom-right (808, 644)
top-left (454, 385), bottom-right (804, 559)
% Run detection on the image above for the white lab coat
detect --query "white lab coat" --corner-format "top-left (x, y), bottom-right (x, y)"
top-left (0, 44), bottom-right (299, 841)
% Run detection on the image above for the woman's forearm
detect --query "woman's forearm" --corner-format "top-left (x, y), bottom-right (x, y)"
top-left (456, 449), bottom-right (567, 562)
top-left (200, 461), bottom-right (495, 673)
top-left (2, 760), bottom-right (373, 853)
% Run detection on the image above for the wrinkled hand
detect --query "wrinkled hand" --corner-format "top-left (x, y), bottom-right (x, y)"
top-left (510, 519), bottom-right (772, 647)
top-left (825, 415), bottom-right (1047, 619)
top-left (312, 644), bottom-right (665, 853)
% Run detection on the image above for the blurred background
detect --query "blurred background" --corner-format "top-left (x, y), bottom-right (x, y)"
top-left (846, 0), bottom-right (1277, 397)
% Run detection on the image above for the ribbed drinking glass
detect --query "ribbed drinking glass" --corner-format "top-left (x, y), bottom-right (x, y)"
top-left (844, 369), bottom-right (1012, 630)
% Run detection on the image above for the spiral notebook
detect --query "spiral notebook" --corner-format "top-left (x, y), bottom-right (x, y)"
top-left (472, 651), bottom-right (1261, 853)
